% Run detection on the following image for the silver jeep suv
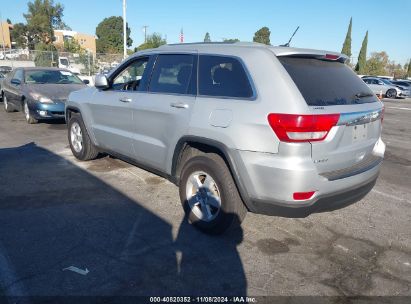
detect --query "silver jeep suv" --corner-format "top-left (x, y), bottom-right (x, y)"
top-left (66, 43), bottom-right (385, 234)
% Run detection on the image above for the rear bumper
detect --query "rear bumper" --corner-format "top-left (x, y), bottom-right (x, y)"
top-left (248, 175), bottom-right (377, 217)
top-left (231, 138), bottom-right (385, 217)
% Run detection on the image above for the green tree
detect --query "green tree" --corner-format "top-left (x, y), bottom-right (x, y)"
top-left (135, 33), bottom-right (166, 51)
top-left (366, 51), bottom-right (389, 76)
top-left (204, 32), bottom-right (211, 42)
top-left (355, 31), bottom-right (368, 74)
top-left (96, 16), bottom-right (133, 53)
top-left (341, 17), bottom-right (352, 60)
top-left (407, 60), bottom-right (411, 78)
top-left (6, 19), bottom-right (12, 24)
top-left (24, 0), bottom-right (65, 48)
top-left (34, 42), bottom-right (58, 67)
top-left (253, 27), bottom-right (270, 45)
top-left (11, 23), bottom-right (29, 48)
top-left (223, 38), bottom-right (240, 43)
top-left (62, 38), bottom-right (82, 53)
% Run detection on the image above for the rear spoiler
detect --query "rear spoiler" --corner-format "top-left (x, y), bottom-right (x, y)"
top-left (270, 47), bottom-right (348, 63)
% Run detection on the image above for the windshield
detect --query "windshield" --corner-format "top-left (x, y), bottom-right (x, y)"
top-left (25, 70), bottom-right (83, 84)
top-left (381, 79), bottom-right (393, 85)
top-left (278, 57), bottom-right (377, 106)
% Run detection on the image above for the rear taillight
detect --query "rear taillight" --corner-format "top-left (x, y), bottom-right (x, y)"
top-left (267, 113), bottom-right (340, 142)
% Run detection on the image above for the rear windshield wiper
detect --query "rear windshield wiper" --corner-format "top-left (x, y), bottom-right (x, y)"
top-left (353, 92), bottom-right (374, 99)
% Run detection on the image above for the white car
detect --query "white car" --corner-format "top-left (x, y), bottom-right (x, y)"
top-left (362, 77), bottom-right (403, 99)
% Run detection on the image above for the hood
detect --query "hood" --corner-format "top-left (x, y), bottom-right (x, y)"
top-left (25, 83), bottom-right (87, 101)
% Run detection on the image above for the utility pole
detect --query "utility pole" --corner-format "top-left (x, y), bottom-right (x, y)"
top-left (122, 0), bottom-right (127, 59)
top-left (142, 25), bottom-right (148, 43)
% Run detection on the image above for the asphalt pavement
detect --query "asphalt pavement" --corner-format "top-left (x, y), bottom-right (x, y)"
top-left (0, 98), bottom-right (410, 299)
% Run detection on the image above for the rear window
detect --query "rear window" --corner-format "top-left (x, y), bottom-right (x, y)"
top-left (279, 57), bottom-right (377, 106)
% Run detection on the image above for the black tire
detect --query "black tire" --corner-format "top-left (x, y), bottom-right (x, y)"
top-left (386, 89), bottom-right (397, 99)
top-left (179, 149), bottom-right (247, 235)
top-left (23, 101), bottom-right (38, 124)
top-left (3, 94), bottom-right (13, 113)
top-left (67, 114), bottom-right (99, 161)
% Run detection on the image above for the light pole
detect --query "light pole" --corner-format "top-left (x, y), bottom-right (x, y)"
top-left (122, 0), bottom-right (127, 59)
top-left (142, 25), bottom-right (148, 43)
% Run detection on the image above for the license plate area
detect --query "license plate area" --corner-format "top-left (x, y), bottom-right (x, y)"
top-left (352, 124), bottom-right (368, 142)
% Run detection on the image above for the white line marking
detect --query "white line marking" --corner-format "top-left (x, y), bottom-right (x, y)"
top-left (387, 107), bottom-right (411, 111)
top-left (371, 189), bottom-right (411, 204)
top-left (63, 266), bottom-right (89, 276)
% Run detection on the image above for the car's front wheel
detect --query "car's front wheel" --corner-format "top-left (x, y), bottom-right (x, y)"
top-left (24, 101), bottom-right (38, 124)
top-left (386, 89), bottom-right (397, 99)
top-left (3, 94), bottom-right (13, 113)
top-left (179, 149), bottom-right (247, 235)
top-left (68, 114), bottom-right (99, 161)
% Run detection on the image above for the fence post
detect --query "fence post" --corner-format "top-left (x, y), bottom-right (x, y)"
top-left (88, 51), bottom-right (91, 76)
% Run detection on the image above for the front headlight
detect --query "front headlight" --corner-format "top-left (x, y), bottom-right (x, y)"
top-left (29, 92), bottom-right (53, 103)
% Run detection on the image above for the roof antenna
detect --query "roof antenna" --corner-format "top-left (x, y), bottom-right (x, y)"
top-left (281, 26), bottom-right (300, 47)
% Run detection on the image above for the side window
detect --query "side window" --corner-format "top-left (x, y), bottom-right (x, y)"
top-left (199, 55), bottom-right (254, 98)
top-left (149, 54), bottom-right (195, 95)
top-left (13, 69), bottom-right (24, 82)
top-left (112, 57), bottom-right (150, 91)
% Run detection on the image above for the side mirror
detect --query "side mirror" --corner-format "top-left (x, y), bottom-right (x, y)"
top-left (11, 79), bottom-right (21, 86)
top-left (82, 79), bottom-right (90, 85)
top-left (94, 74), bottom-right (109, 89)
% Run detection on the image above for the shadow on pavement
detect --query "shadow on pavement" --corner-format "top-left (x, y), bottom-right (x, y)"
top-left (0, 143), bottom-right (246, 298)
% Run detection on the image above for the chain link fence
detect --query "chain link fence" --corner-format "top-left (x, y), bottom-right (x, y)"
top-left (0, 48), bottom-right (124, 76)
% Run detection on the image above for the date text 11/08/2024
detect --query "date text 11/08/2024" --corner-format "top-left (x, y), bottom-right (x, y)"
top-left (149, 297), bottom-right (257, 303)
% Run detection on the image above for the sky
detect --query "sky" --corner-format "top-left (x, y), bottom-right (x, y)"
top-left (1, 0), bottom-right (410, 64)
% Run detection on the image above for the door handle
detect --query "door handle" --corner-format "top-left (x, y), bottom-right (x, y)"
top-left (170, 102), bottom-right (189, 109)
top-left (119, 97), bottom-right (132, 103)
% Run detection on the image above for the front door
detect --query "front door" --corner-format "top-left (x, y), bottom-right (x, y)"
top-left (89, 56), bottom-right (151, 158)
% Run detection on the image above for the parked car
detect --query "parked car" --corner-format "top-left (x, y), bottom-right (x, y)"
top-left (2, 67), bottom-right (88, 124)
top-left (362, 77), bottom-right (403, 98)
top-left (66, 43), bottom-right (385, 234)
top-left (0, 66), bottom-right (12, 74)
top-left (391, 80), bottom-right (411, 97)
top-left (58, 57), bottom-right (81, 75)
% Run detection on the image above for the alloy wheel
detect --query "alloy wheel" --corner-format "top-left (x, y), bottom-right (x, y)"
top-left (186, 171), bottom-right (222, 222)
top-left (70, 122), bottom-right (83, 153)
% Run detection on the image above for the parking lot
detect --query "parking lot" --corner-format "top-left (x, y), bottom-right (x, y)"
top-left (0, 98), bottom-right (410, 297)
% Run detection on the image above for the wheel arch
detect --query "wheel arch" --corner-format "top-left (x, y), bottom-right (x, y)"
top-left (171, 136), bottom-right (252, 210)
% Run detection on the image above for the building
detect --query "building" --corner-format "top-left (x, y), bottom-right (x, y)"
top-left (0, 21), bottom-right (13, 48)
top-left (0, 23), bottom-right (96, 54)
top-left (54, 30), bottom-right (96, 54)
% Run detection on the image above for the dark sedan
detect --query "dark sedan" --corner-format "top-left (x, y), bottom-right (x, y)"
top-left (1, 67), bottom-right (88, 124)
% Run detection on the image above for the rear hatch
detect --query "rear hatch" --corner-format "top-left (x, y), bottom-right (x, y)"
top-left (277, 54), bottom-right (383, 179)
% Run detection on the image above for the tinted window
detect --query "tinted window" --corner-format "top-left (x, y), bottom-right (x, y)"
top-left (199, 55), bottom-right (253, 98)
top-left (14, 69), bottom-right (24, 82)
top-left (279, 57), bottom-right (377, 106)
top-left (112, 57), bottom-right (150, 91)
top-left (149, 54), bottom-right (195, 95)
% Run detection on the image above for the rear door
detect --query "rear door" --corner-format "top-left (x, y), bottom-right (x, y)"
top-left (130, 53), bottom-right (197, 172)
top-left (278, 56), bottom-right (383, 177)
